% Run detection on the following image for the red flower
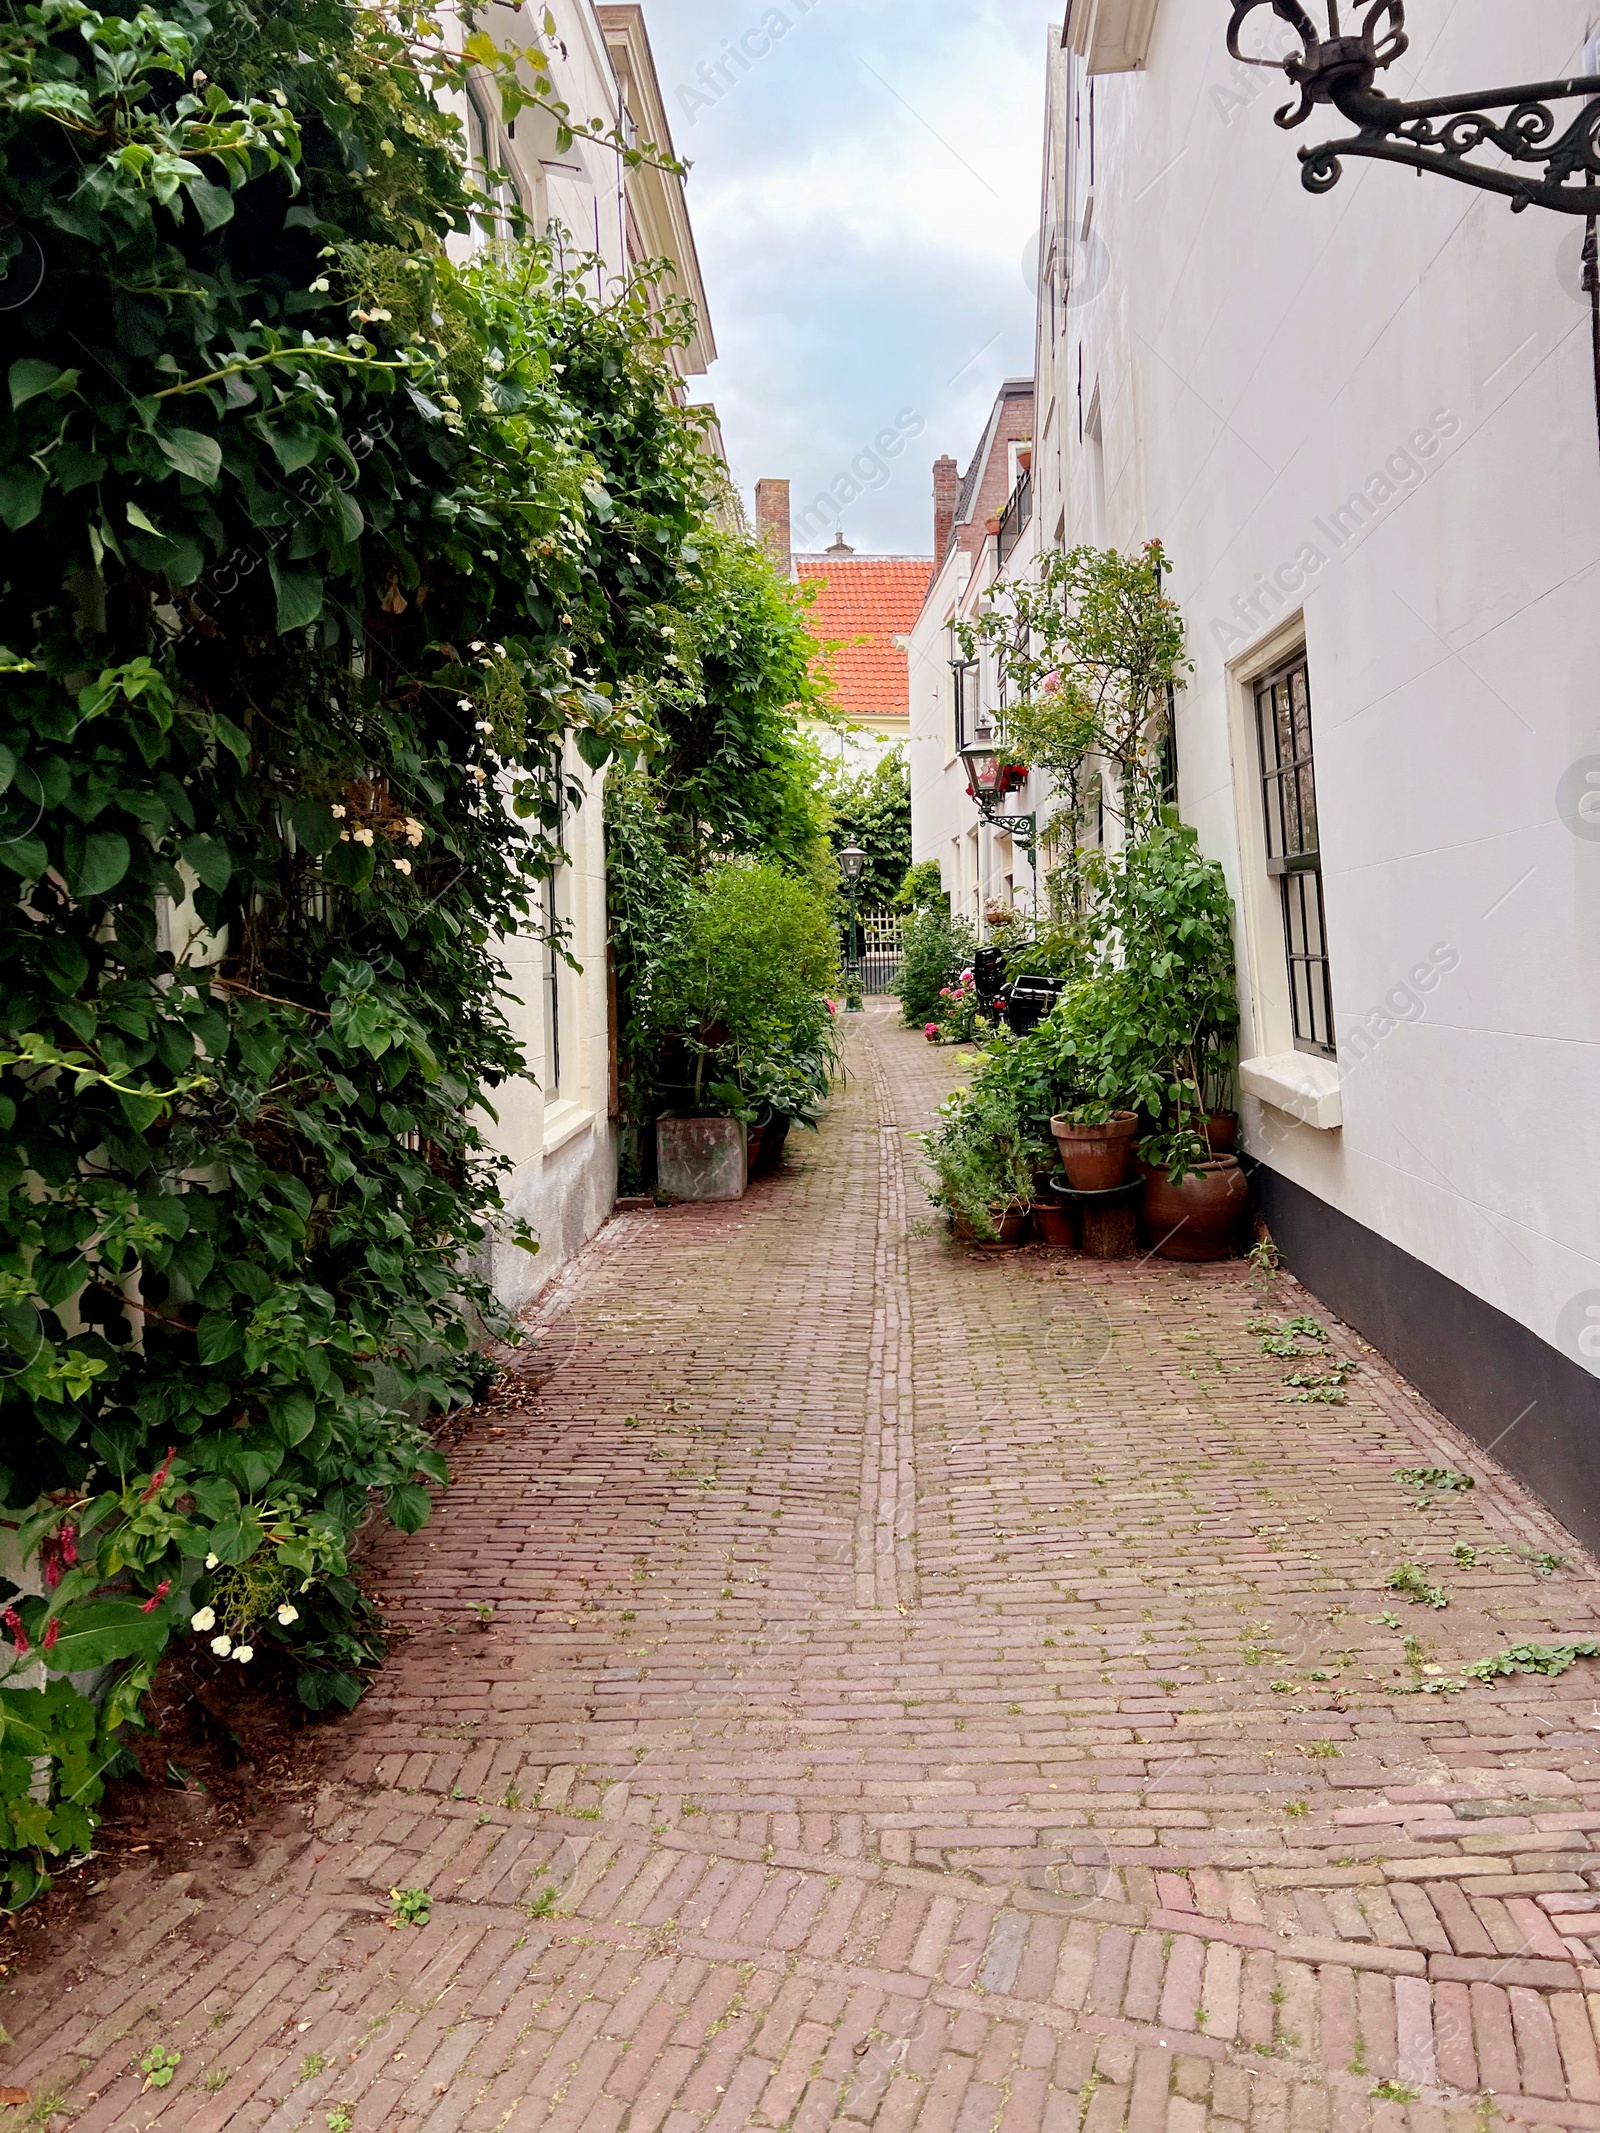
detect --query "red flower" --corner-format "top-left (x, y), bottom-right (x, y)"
top-left (141, 1581), bottom-right (171, 1615)
top-left (41, 1618), bottom-right (59, 1653)
top-left (140, 1446), bottom-right (177, 1504)
top-left (4, 1608), bottom-right (29, 1655)
top-left (58, 1522), bottom-right (77, 1568)
top-left (41, 1537), bottom-right (61, 1590)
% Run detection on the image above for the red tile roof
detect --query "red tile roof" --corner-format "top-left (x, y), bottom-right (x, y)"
top-left (796, 556), bottom-right (931, 722)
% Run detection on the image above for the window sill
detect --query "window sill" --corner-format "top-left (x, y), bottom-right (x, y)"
top-left (540, 1099), bottom-right (596, 1157)
top-left (1239, 1052), bottom-right (1343, 1131)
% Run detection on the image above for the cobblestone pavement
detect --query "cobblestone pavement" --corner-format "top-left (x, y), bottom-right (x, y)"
top-left (9, 1009), bottom-right (1600, 2133)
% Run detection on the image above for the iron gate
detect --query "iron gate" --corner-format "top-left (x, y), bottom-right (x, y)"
top-left (854, 908), bottom-right (905, 995)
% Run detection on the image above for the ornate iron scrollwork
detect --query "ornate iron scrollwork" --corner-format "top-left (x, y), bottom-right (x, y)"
top-left (1226, 0), bottom-right (1600, 215)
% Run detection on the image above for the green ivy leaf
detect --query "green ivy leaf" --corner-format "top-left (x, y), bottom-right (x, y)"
top-left (64, 828), bottom-right (131, 898)
top-left (184, 176), bottom-right (235, 231)
top-left (0, 835), bottom-right (44, 882)
top-left (156, 428), bottom-right (223, 486)
top-left (8, 359), bottom-right (78, 409)
top-left (39, 1599), bottom-right (167, 1676)
top-left (385, 1483), bottom-right (432, 1535)
top-left (179, 833), bottom-right (232, 892)
top-left (270, 555), bottom-right (323, 632)
top-left (0, 466), bottom-right (45, 531)
top-left (195, 1312), bottom-right (244, 1367)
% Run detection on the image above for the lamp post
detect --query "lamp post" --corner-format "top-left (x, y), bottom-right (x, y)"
top-left (958, 740), bottom-right (1005, 822)
top-left (839, 841), bottom-right (866, 1009)
top-left (1227, 1), bottom-right (1600, 458)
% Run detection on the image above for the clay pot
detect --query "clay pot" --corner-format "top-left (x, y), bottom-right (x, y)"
top-left (756, 1113), bottom-right (792, 1174)
top-left (1206, 1111), bottom-right (1239, 1156)
top-left (1051, 1112), bottom-right (1140, 1192)
top-left (1139, 1157), bottom-right (1250, 1262)
top-left (953, 1205), bottom-right (1032, 1249)
top-left (1033, 1202), bottom-right (1077, 1251)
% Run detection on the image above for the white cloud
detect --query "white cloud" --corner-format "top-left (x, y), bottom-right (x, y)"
top-left (641, 0), bottom-right (1050, 552)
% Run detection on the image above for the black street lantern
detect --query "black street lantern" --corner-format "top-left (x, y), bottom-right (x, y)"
top-left (958, 740), bottom-right (1005, 820)
top-left (1228, 1), bottom-right (1600, 450)
top-left (839, 842), bottom-right (866, 1004)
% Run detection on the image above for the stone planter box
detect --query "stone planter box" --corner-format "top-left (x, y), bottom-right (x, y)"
top-left (656, 1116), bottom-right (747, 1203)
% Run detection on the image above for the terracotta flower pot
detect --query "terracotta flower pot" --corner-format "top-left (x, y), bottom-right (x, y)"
top-left (952, 1205), bottom-right (1032, 1249)
top-left (1139, 1157), bottom-right (1250, 1262)
top-left (1206, 1110), bottom-right (1239, 1156)
top-left (1051, 1112), bottom-right (1140, 1192)
top-left (977, 1204), bottom-right (1033, 1251)
top-left (1033, 1202), bottom-right (1077, 1250)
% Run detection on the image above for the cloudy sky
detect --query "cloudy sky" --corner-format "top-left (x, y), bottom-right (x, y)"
top-left (638, 0), bottom-right (1053, 558)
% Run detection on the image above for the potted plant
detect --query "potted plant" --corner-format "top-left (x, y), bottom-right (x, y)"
top-left (652, 861), bottom-right (839, 1201)
top-left (1034, 1182), bottom-right (1078, 1250)
top-left (1051, 1104), bottom-right (1141, 1191)
top-left (915, 1082), bottom-right (1043, 1249)
top-left (1138, 1116), bottom-right (1250, 1261)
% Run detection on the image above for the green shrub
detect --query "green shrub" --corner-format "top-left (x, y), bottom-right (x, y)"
top-left (654, 862), bottom-right (839, 1109)
top-left (896, 860), bottom-right (947, 912)
top-left (916, 1082), bottom-right (1048, 1241)
top-left (895, 907), bottom-right (977, 1027)
top-left (0, 0), bottom-right (715, 1905)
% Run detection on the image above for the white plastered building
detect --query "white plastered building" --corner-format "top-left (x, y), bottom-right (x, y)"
top-left (441, 3), bottom-right (719, 1306)
top-left (911, 0), bottom-right (1600, 1544)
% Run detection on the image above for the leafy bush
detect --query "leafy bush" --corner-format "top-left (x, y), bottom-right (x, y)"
top-left (916, 1083), bottom-right (1047, 1241)
top-left (934, 820), bottom-right (1240, 1203)
top-left (896, 859), bottom-right (947, 912)
top-left (0, 0), bottom-right (713, 1904)
top-left (653, 862), bottom-right (839, 1111)
top-left (895, 906), bottom-right (977, 1027)
top-left (824, 749), bottom-right (912, 908)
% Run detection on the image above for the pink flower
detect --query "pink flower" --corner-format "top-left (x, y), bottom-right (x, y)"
top-left (41, 1618), bottom-right (59, 1653)
top-left (141, 1447), bottom-right (177, 1504)
top-left (925, 1023), bottom-right (939, 1039)
top-left (3, 1607), bottom-right (28, 1655)
top-left (960, 969), bottom-right (974, 984)
top-left (141, 1581), bottom-right (171, 1615)
top-left (58, 1522), bottom-right (77, 1568)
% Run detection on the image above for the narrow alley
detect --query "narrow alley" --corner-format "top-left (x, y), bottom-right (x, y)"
top-left (7, 1013), bottom-right (1600, 2133)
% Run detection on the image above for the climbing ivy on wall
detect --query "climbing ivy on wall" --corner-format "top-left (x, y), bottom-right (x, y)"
top-left (0, 0), bottom-right (714, 1905)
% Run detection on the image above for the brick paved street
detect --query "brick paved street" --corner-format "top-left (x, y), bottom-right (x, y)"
top-left (8, 1010), bottom-right (1600, 2133)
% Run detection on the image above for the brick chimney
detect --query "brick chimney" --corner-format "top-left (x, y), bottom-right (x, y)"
top-left (755, 478), bottom-right (792, 581)
top-left (932, 455), bottom-right (960, 566)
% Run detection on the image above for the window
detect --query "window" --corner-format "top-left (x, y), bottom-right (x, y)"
top-left (1254, 652), bottom-right (1335, 1058)
top-left (951, 656), bottom-right (990, 751)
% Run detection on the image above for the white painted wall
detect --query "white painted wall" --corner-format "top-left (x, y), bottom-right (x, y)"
top-left (908, 464), bottom-right (1043, 933)
top-left (1031, 0), bottom-right (1600, 1378)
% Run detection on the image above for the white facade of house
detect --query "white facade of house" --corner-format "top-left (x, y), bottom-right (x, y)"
top-left (908, 387), bottom-right (1041, 928)
top-left (443, 3), bottom-right (718, 1309)
top-left (912, 1), bottom-right (1600, 1539)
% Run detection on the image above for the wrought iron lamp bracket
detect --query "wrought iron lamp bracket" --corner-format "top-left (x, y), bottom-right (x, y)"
top-left (1227, 0), bottom-right (1600, 215)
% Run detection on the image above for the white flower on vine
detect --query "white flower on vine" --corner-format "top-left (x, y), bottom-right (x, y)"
top-left (310, 277), bottom-right (330, 294)
top-left (354, 826), bottom-right (375, 847)
top-left (330, 804), bottom-right (346, 819)
top-left (469, 641), bottom-right (486, 653)
top-left (458, 698), bottom-right (474, 713)
top-left (210, 1633), bottom-right (233, 1657)
top-left (205, 1552), bottom-right (219, 1569)
top-left (393, 857), bottom-right (412, 876)
top-left (191, 1606), bottom-right (216, 1634)
top-left (234, 1644), bottom-right (254, 1664)
top-left (470, 766), bottom-right (487, 785)
top-left (493, 643), bottom-right (507, 656)
top-left (404, 818), bottom-right (424, 846)
top-left (475, 720), bottom-right (492, 735)
top-left (276, 1604), bottom-right (300, 1627)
